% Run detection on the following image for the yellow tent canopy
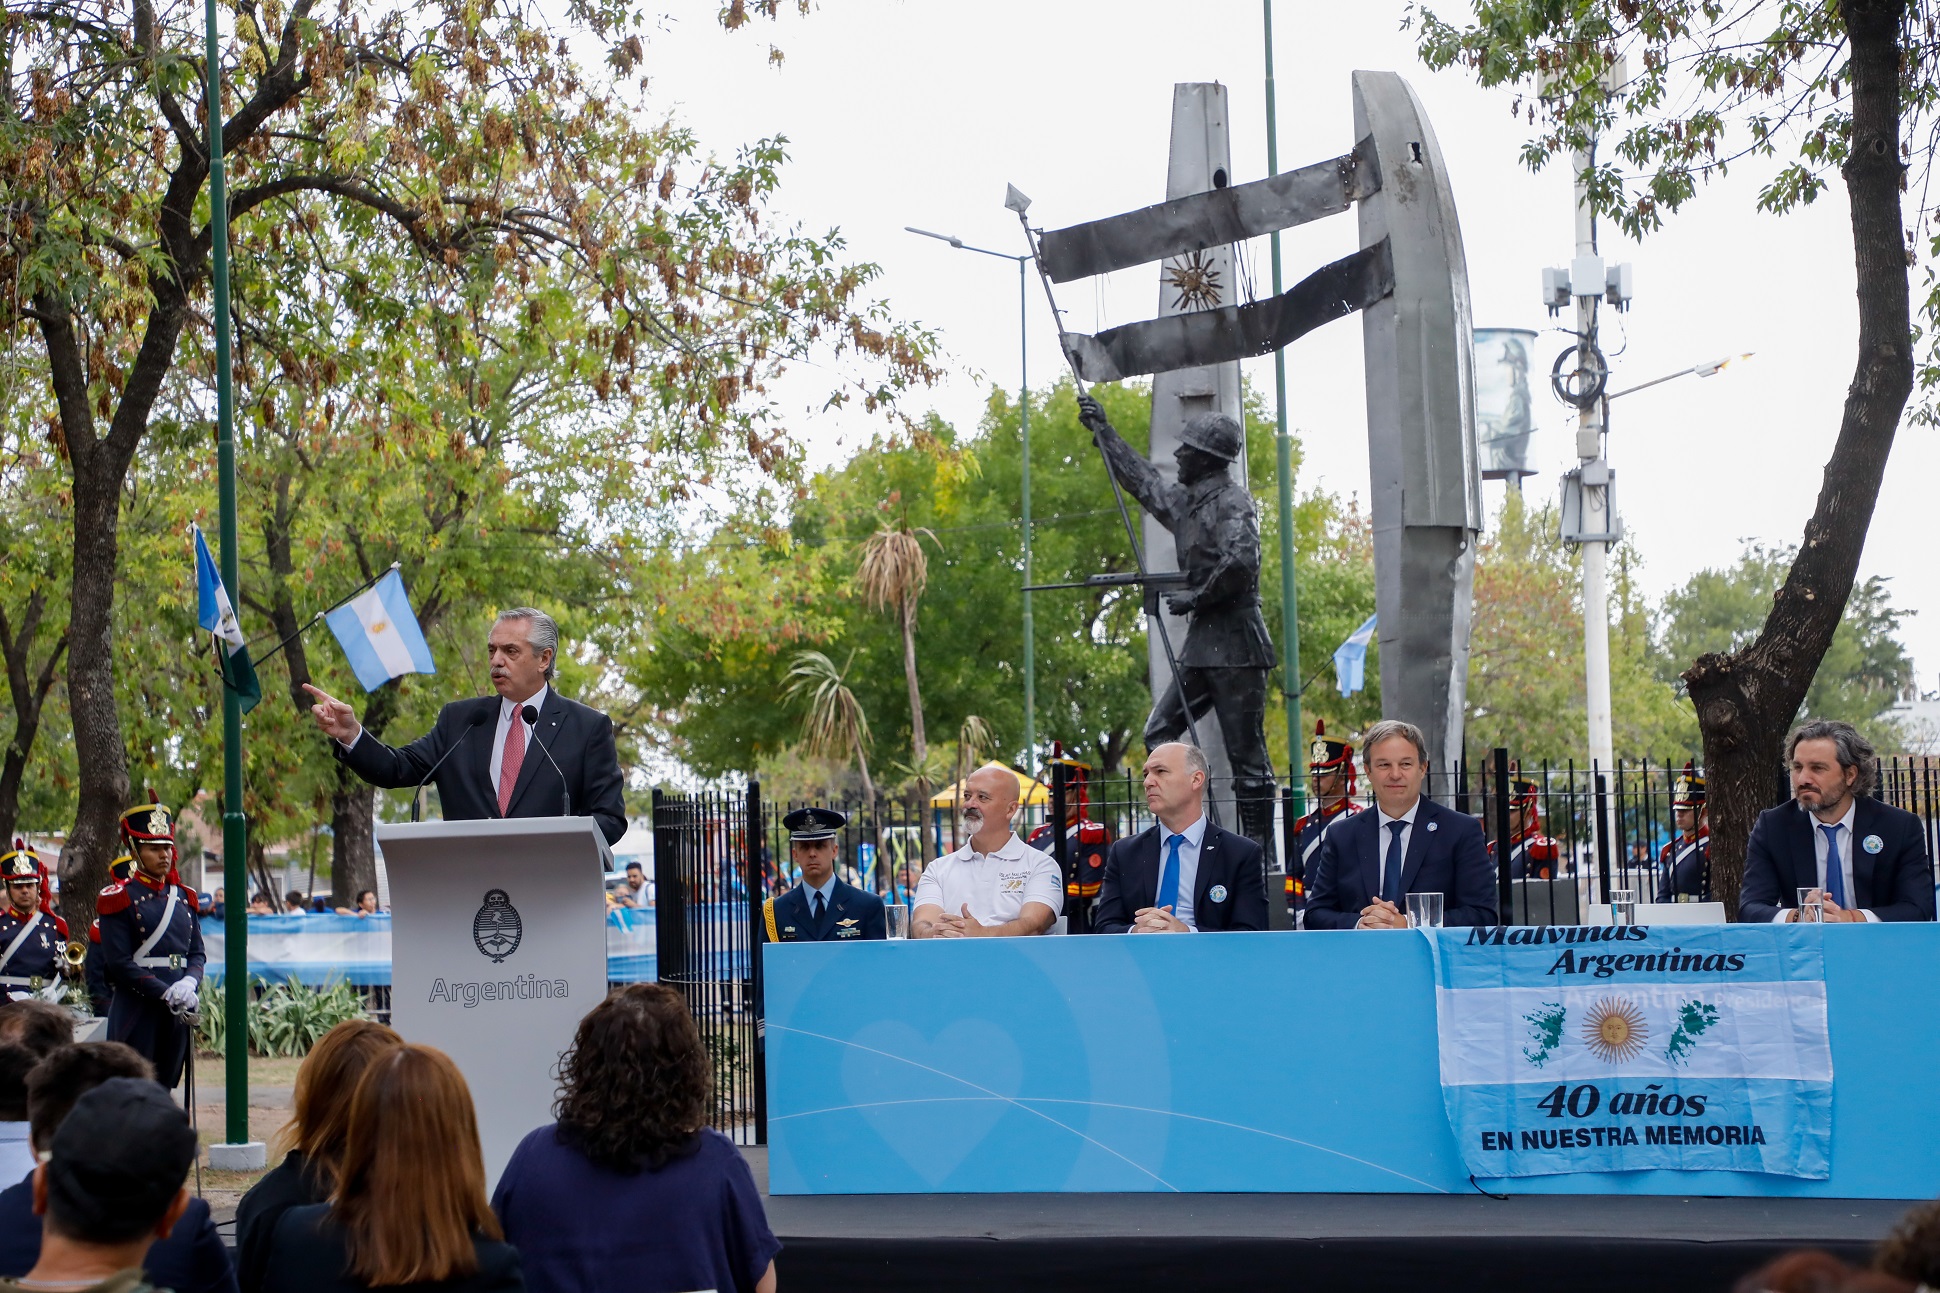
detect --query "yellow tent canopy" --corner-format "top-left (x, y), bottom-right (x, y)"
top-left (928, 760), bottom-right (1049, 808)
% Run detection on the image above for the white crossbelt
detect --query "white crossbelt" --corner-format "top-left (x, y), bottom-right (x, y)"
top-left (0, 913), bottom-right (43, 979)
top-left (131, 885), bottom-right (181, 968)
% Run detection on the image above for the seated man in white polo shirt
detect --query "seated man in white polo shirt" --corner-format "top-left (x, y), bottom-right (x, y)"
top-left (912, 764), bottom-right (1062, 938)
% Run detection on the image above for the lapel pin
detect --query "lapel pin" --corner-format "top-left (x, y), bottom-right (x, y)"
top-left (1863, 834), bottom-right (1884, 854)
top-left (1208, 884), bottom-right (1229, 903)
top-left (1426, 821), bottom-right (1438, 833)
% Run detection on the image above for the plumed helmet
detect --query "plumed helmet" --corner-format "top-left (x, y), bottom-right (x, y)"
top-left (1672, 763), bottom-right (1706, 809)
top-left (0, 843), bottom-right (42, 885)
top-left (1178, 412), bottom-right (1242, 463)
top-left (119, 803), bottom-right (175, 846)
top-left (1308, 719), bottom-right (1353, 772)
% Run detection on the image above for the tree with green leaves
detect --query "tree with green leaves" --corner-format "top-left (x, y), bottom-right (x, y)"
top-left (3, 0), bottom-right (935, 926)
top-left (1413, 0), bottom-right (1922, 915)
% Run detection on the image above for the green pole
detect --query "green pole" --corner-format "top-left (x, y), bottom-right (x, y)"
top-left (1019, 256), bottom-right (1035, 766)
top-left (1264, 0), bottom-right (1305, 817)
top-left (205, 0), bottom-right (249, 1146)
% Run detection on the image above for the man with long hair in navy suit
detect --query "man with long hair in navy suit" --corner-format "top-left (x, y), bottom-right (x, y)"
top-left (1092, 743), bottom-right (1267, 934)
top-left (1304, 719), bottom-right (1497, 929)
top-left (1740, 719), bottom-right (1933, 923)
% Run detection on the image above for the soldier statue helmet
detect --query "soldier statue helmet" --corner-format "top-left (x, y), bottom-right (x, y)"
top-left (1177, 411), bottom-right (1242, 463)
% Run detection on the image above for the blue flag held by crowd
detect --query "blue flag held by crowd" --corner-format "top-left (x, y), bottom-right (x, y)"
top-left (324, 569), bottom-right (436, 693)
top-left (1425, 923), bottom-right (1832, 1180)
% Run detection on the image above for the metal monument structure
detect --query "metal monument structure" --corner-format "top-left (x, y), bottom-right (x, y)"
top-left (1023, 71), bottom-right (1480, 783)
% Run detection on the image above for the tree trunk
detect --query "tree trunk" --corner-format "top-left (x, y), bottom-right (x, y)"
top-left (1682, 0), bottom-right (1912, 918)
top-left (0, 592), bottom-right (67, 845)
top-left (900, 596), bottom-right (928, 813)
top-left (330, 774), bottom-right (379, 904)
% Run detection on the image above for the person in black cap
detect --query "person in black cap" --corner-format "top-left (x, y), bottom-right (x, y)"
top-left (0, 845), bottom-right (69, 1006)
top-left (97, 805), bottom-right (205, 1089)
top-left (5, 1076), bottom-right (198, 1293)
top-left (759, 808), bottom-right (885, 943)
top-left (1287, 722), bottom-right (1362, 923)
top-left (1655, 764), bottom-right (1712, 902)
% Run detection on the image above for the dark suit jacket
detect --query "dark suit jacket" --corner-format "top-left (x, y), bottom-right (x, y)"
top-left (264, 1204), bottom-right (523, 1293)
top-left (1305, 796), bottom-right (1497, 929)
top-left (337, 691), bottom-right (626, 845)
top-left (0, 1177), bottom-right (238, 1293)
top-left (1739, 797), bottom-right (1934, 923)
top-left (1092, 821), bottom-right (1267, 934)
top-left (761, 879), bottom-right (886, 942)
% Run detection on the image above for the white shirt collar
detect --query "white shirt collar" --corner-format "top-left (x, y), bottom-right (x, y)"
top-left (500, 684), bottom-right (549, 721)
top-left (1160, 814), bottom-right (1208, 848)
top-left (1800, 797), bottom-right (1858, 836)
top-left (1378, 797), bottom-right (1422, 827)
top-left (961, 831), bottom-right (1027, 861)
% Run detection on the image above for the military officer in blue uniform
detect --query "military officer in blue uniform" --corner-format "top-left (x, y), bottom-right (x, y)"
top-left (0, 844), bottom-right (69, 1004)
top-left (1287, 721), bottom-right (1361, 922)
top-left (98, 804), bottom-right (205, 1088)
top-left (760, 807), bottom-right (886, 942)
top-left (1655, 765), bottom-right (1712, 902)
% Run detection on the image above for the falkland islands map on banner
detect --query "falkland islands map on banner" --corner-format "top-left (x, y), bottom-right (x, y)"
top-left (1426, 925), bottom-right (1832, 1179)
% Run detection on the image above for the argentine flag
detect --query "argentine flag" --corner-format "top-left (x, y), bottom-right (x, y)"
top-left (1333, 612), bottom-right (1377, 696)
top-left (194, 525), bottom-right (262, 713)
top-left (324, 569), bottom-right (436, 693)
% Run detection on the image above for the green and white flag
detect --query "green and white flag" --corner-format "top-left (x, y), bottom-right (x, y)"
top-left (194, 524), bottom-right (262, 713)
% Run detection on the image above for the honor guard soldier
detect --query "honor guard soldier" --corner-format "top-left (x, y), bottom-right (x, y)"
top-left (760, 808), bottom-right (886, 943)
top-left (0, 843), bottom-right (69, 1003)
top-left (1496, 772), bottom-right (1562, 880)
top-left (98, 804), bottom-right (205, 1088)
top-left (1288, 722), bottom-right (1361, 921)
top-left (82, 854), bottom-right (132, 1018)
top-left (1655, 765), bottom-right (1712, 902)
top-left (1027, 755), bottom-right (1112, 933)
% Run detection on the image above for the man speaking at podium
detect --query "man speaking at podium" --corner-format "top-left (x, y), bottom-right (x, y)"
top-left (303, 607), bottom-right (627, 845)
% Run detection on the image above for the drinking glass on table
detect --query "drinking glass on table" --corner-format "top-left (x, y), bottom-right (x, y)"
top-left (885, 905), bottom-right (910, 940)
top-left (1609, 888), bottom-right (1637, 926)
top-left (1796, 888), bottom-right (1825, 923)
top-left (1406, 892), bottom-right (1444, 929)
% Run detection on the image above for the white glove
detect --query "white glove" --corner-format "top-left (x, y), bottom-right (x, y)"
top-left (163, 978), bottom-right (199, 1016)
top-left (35, 978), bottom-right (63, 1003)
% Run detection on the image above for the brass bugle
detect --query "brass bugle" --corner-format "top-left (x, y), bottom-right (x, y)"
top-left (62, 940), bottom-right (87, 970)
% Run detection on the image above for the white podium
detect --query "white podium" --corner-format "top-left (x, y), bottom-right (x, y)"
top-left (375, 817), bottom-right (611, 1186)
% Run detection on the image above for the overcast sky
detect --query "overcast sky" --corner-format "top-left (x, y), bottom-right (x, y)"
top-left (639, 2), bottom-right (1937, 692)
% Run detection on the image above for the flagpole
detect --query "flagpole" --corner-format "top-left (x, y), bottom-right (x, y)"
top-left (205, 0), bottom-right (255, 1160)
top-left (1264, 0), bottom-right (1306, 819)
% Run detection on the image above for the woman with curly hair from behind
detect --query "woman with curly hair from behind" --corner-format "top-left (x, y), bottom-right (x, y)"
top-left (491, 984), bottom-right (779, 1293)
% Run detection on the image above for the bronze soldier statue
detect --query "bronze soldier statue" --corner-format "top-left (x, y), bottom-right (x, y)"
top-left (1077, 394), bottom-right (1277, 851)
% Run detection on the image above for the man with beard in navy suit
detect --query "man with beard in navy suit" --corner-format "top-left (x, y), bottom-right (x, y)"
top-left (1304, 719), bottom-right (1497, 929)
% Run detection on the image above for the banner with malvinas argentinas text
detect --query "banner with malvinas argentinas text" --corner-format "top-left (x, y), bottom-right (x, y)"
top-left (1425, 924), bottom-right (1831, 1179)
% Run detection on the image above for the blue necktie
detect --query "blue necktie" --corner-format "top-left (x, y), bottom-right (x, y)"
top-left (1156, 834), bottom-right (1183, 912)
top-left (1384, 821), bottom-right (1408, 905)
top-left (1820, 824), bottom-right (1848, 908)
top-left (812, 890), bottom-right (826, 923)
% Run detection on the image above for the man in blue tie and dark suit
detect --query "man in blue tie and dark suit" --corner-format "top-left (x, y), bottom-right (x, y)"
top-left (1092, 743), bottom-right (1267, 933)
top-left (760, 807), bottom-right (887, 943)
top-left (1304, 719), bottom-right (1497, 929)
top-left (1740, 720), bottom-right (1933, 923)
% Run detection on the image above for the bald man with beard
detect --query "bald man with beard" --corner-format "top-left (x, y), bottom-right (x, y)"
top-left (912, 765), bottom-right (1062, 938)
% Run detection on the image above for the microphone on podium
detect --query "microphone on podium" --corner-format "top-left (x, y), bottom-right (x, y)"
top-left (521, 703), bottom-right (572, 818)
top-left (412, 710), bottom-right (490, 823)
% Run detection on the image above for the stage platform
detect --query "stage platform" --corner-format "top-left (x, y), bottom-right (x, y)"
top-left (748, 1142), bottom-right (1912, 1292)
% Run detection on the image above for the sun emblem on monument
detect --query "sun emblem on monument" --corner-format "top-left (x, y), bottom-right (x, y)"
top-left (1581, 997), bottom-right (1648, 1064)
top-left (1164, 249), bottom-right (1223, 312)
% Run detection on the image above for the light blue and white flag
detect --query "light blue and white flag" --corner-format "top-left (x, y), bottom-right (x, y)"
top-left (193, 525), bottom-right (262, 713)
top-left (1333, 612), bottom-right (1377, 696)
top-left (1426, 924), bottom-right (1832, 1179)
top-left (323, 569), bottom-right (436, 693)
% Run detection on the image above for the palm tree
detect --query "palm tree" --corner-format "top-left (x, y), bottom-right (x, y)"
top-left (784, 650), bottom-right (876, 812)
top-left (857, 523), bottom-right (936, 808)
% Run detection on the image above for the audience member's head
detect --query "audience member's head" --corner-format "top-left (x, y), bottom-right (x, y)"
top-left (280, 1019), bottom-right (403, 1184)
top-left (1735, 1250), bottom-right (1914, 1293)
top-left (334, 1044), bottom-right (500, 1285)
top-left (0, 999), bottom-right (75, 1053)
top-left (1877, 1198), bottom-right (1940, 1287)
top-left (35, 1078), bottom-right (195, 1253)
top-left (26, 1042), bottom-right (154, 1152)
top-left (249, 892), bottom-right (274, 914)
top-left (555, 983), bottom-right (709, 1174)
top-left (284, 891), bottom-right (306, 911)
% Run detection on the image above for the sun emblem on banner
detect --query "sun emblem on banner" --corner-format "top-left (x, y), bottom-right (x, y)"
top-left (1582, 997), bottom-right (1649, 1063)
top-left (1164, 249), bottom-right (1224, 312)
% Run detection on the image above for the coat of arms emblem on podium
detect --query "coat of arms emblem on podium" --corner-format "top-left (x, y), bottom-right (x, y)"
top-left (473, 888), bottom-right (523, 962)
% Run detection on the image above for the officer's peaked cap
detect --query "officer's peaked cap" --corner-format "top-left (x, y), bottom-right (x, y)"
top-left (1179, 412), bottom-right (1242, 463)
top-left (784, 806), bottom-right (847, 842)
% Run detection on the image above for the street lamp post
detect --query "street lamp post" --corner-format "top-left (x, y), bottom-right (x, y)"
top-left (906, 227), bottom-right (1035, 766)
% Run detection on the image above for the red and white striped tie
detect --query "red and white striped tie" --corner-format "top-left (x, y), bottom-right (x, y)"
top-left (498, 710), bottom-right (526, 815)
